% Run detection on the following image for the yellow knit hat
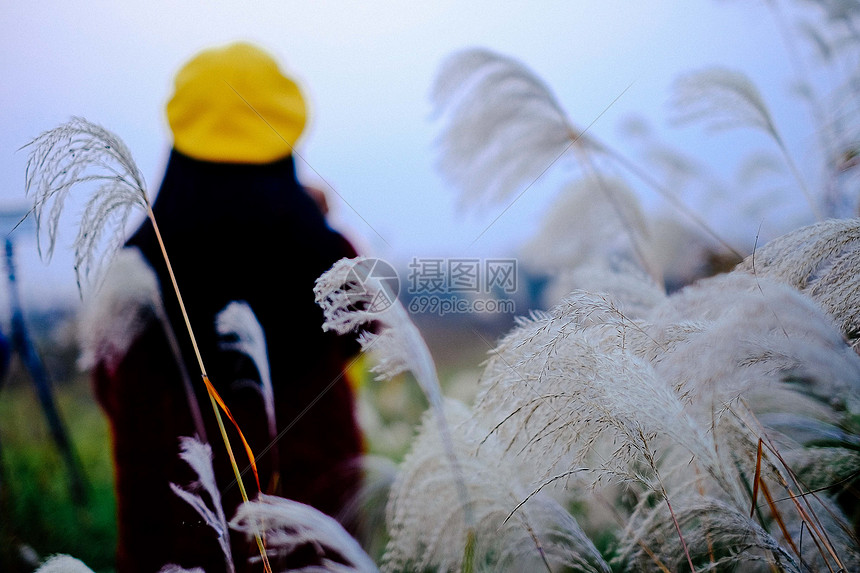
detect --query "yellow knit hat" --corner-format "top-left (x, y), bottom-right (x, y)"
top-left (167, 42), bottom-right (307, 163)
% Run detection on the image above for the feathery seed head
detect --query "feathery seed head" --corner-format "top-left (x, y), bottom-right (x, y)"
top-left (77, 247), bottom-right (161, 372)
top-left (432, 48), bottom-right (592, 209)
top-left (230, 494), bottom-right (379, 572)
top-left (22, 117), bottom-right (150, 292)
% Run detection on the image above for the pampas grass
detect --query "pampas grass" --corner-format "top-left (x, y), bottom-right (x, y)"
top-left (735, 217), bottom-right (860, 350)
top-left (22, 117), bottom-right (148, 291)
top-left (433, 47), bottom-right (742, 266)
top-left (23, 117), bottom-right (271, 572)
top-left (671, 67), bottom-right (821, 220)
top-left (77, 247), bottom-right (161, 373)
top-left (78, 247), bottom-right (207, 439)
top-left (520, 177), bottom-right (655, 279)
top-left (616, 498), bottom-right (801, 572)
top-left (35, 555), bottom-right (97, 573)
top-left (431, 48), bottom-right (590, 210)
top-left (168, 435), bottom-right (378, 573)
top-left (383, 400), bottom-right (610, 573)
top-left (372, 214), bottom-right (860, 571)
top-left (670, 67), bottom-right (782, 135)
top-left (230, 495), bottom-right (379, 572)
top-left (314, 257), bottom-right (477, 563)
top-left (168, 437), bottom-right (234, 573)
top-left (313, 257), bottom-right (449, 416)
top-left (536, 260), bottom-right (666, 318)
top-left (216, 301), bottom-right (278, 478)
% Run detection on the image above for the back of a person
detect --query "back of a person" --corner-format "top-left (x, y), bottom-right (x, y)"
top-left (92, 42), bottom-right (364, 573)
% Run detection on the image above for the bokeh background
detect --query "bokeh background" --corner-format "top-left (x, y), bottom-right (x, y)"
top-left (1, 1), bottom-right (816, 308)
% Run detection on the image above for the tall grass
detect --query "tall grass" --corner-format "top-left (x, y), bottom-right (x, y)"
top-left (374, 2), bottom-right (860, 570)
top-left (0, 376), bottom-right (116, 573)
top-left (15, 2), bottom-right (860, 571)
top-left (380, 247), bottom-right (859, 571)
top-left (166, 436), bottom-right (379, 573)
top-left (314, 257), bottom-right (477, 569)
top-left (22, 117), bottom-right (271, 572)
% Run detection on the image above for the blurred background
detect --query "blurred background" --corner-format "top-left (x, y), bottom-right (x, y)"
top-left (0, 0), bottom-right (823, 308)
top-left (0, 1), bottom-right (850, 571)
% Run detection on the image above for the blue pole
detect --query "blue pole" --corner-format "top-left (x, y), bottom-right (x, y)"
top-left (4, 237), bottom-right (88, 505)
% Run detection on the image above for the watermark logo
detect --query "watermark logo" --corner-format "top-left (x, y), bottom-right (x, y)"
top-left (344, 257), bottom-right (518, 317)
top-left (407, 258), bottom-right (518, 295)
top-left (345, 258), bottom-right (400, 313)
top-left (407, 257), bottom-right (518, 317)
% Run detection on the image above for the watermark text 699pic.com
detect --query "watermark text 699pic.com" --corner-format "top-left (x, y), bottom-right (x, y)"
top-left (343, 257), bottom-right (519, 317)
top-left (406, 257), bottom-right (517, 317)
top-left (407, 294), bottom-right (515, 316)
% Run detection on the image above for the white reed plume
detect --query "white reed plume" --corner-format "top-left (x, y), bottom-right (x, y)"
top-left (77, 247), bottom-right (161, 372)
top-left (314, 256), bottom-right (476, 558)
top-left (432, 48), bottom-right (667, 280)
top-left (383, 401), bottom-right (610, 573)
top-left (433, 47), bottom-right (742, 258)
top-left (378, 211), bottom-right (860, 570)
top-left (626, 269), bottom-right (860, 570)
top-left (736, 217), bottom-right (860, 350)
top-left (538, 260), bottom-right (666, 318)
top-left (77, 247), bottom-right (206, 440)
top-left (617, 497), bottom-right (801, 572)
top-left (314, 258), bottom-right (443, 410)
top-left (472, 290), bottom-right (724, 549)
top-left (35, 555), bottom-right (97, 573)
top-left (646, 272), bottom-right (860, 412)
top-left (380, 227), bottom-right (860, 569)
top-left (216, 301), bottom-right (277, 451)
top-left (670, 67), bottom-right (822, 219)
top-left (736, 218), bottom-right (860, 286)
top-left (230, 494), bottom-right (378, 573)
top-left (168, 436), bottom-right (235, 573)
top-left (639, 269), bottom-right (860, 467)
top-left (158, 566), bottom-right (205, 573)
top-left (23, 117), bottom-right (149, 291)
top-left (432, 47), bottom-right (591, 209)
top-left (24, 117), bottom-right (269, 569)
top-left (671, 68), bottom-right (781, 134)
top-left (520, 177), bottom-right (657, 278)
top-left (468, 286), bottom-right (856, 570)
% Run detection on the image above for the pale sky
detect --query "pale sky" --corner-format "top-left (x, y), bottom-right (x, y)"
top-left (0, 1), bottom-right (819, 310)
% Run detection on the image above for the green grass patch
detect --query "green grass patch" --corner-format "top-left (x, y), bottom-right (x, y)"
top-left (0, 375), bottom-right (116, 573)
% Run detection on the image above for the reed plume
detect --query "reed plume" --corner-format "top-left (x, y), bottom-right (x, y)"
top-left (432, 47), bottom-right (589, 210)
top-left (23, 117), bottom-right (270, 572)
top-left (385, 217), bottom-right (860, 571)
top-left (433, 47), bottom-right (741, 262)
top-left (315, 256), bottom-right (477, 566)
top-left (230, 495), bottom-right (379, 572)
top-left (78, 247), bottom-right (206, 439)
top-left (735, 217), bottom-right (860, 350)
top-left (35, 555), bottom-right (97, 573)
top-left (168, 437), bottom-right (234, 573)
top-left (22, 117), bottom-right (148, 291)
top-left (167, 436), bottom-right (379, 572)
top-left (520, 177), bottom-right (656, 281)
top-left (383, 400), bottom-right (609, 573)
top-left (216, 301), bottom-right (278, 479)
top-left (670, 67), bottom-right (822, 219)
